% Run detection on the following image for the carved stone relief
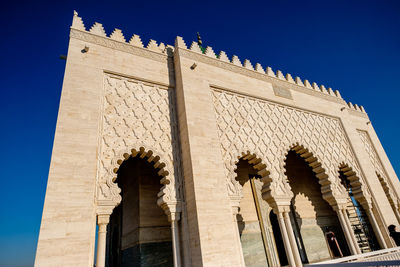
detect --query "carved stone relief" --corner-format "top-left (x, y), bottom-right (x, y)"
top-left (212, 89), bottom-right (367, 205)
top-left (358, 131), bottom-right (387, 179)
top-left (358, 130), bottom-right (398, 202)
top-left (96, 73), bottom-right (182, 213)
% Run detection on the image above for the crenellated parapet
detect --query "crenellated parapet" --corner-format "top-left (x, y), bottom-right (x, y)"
top-left (71, 11), bottom-right (368, 114)
top-left (174, 36), bottom-right (371, 111)
top-left (174, 36), bottom-right (348, 103)
top-left (70, 11), bottom-right (173, 57)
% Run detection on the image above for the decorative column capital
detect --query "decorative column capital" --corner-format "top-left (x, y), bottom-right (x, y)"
top-left (169, 211), bottom-right (181, 222)
top-left (97, 214), bottom-right (110, 225)
top-left (332, 200), bottom-right (349, 212)
top-left (273, 204), bottom-right (291, 214)
top-left (162, 201), bottom-right (182, 222)
top-left (96, 205), bottom-right (113, 226)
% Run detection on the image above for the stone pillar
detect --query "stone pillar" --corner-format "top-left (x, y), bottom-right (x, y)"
top-left (96, 214), bottom-right (110, 267)
top-left (335, 207), bottom-right (358, 255)
top-left (283, 211), bottom-right (303, 266)
top-left (366, 206), bottom-right (387, 249)
top-left (173, 38), bottom-right (247, 266)
top-left (170, 212), bottom-right (182, 267)
top-left (394, 204), bottom-right (400, 224)
top-left (276, 210), bottom-right (296, 267)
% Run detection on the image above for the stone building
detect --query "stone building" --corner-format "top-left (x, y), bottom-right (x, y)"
top-left (35, 12), bottom-right (400, 267)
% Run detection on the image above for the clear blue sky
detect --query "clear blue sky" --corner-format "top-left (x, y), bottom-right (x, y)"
top-left (1, 0), bottom-right (399, 266)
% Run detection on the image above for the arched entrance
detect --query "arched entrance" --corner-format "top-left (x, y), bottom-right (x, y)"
top-left (338, 168), bottom-right (380, 252)
top-left (235, 157), bottom-right (282, 266)
top-left (106, 154), bottom-right (174, 266)
top-left (285, 150), bottom-right (350, 263)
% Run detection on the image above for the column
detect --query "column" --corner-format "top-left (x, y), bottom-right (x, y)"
top-left (342, 208), bottom-right (362, 254)
top-left (170, 212), bottom-right (182, 267)
top-left (336, 207), bottom-right (357, 255)
top-left (394, 205), bottom-right (400, 224)
top-left (284, 211), bottom-right (303, 266)
top-left (277, 211), bottom-right (296, 267)
top-left (96, 214), bottom-right (110, 267)
top-left (366, 207), bottom-right (387, 249)
top-left (232, 205), bottom-right (246, 267)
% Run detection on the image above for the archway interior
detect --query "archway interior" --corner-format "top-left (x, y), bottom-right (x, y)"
top-left (285, 150), bottom-right (350, 264)
top-left (106, 155), bottom-right (173, 266)
top-left (235, 158), bottom-right (269, 266)
top-left (338, 170), bottom-right (380, 252)
top-left (236, 158), bottom-right (288, 267)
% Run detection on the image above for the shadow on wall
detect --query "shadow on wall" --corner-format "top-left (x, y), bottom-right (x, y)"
top-left (237, 213), bottom-right (245, 237)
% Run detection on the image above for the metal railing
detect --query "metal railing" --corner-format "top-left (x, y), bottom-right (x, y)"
top-left (308, 247), bottom-right (400, 266)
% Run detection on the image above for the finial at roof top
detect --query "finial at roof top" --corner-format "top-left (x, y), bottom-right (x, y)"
top-left (197, 32), bottom-right (203, 47)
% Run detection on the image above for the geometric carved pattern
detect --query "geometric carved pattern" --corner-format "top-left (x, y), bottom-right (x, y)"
top-left (96, 73), bottom-right (181, 212)
top-left (357, 130), bottom-right (387, 180)
top-left (212, 89), bottom-right (367, 204)
top-left (357, 130), bottom-right (398, 204)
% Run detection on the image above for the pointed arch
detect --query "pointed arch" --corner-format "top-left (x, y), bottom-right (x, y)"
top-left (96, 144), bottom-right (179, 215)
top-left (228, 150), bottom-right (272, 201)
top-left (233, 151), bottom-right (271, 179)
top-left (376, 172), bottom-right (398, 207)
top-left (282, 143), bottom-right (347, 206)
top-left (338, 163), bottom-right (371, 207)
top-left (376, 171), bottom-right (400, 223)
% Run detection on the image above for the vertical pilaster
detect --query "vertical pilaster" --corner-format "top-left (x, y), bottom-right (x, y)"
top-left (96, 215), bottom-right (110, 267)
top-left (35, 35), bottom-right (104, 267)
top-left (173, 38), bottom-right (245, 266)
